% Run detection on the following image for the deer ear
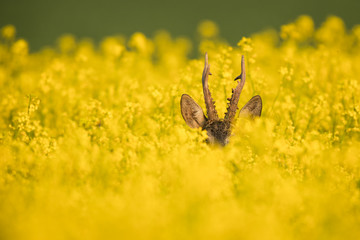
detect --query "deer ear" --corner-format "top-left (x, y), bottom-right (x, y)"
top-left (180, 94), bottom-right (207, 128)
top-left (239, 95), bottom-right (262, 119)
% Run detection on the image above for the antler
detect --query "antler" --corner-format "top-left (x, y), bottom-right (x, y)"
top-left (202, 52), bottom-right (219, 120)
top-left (224, 55), bottom-right (246, 121)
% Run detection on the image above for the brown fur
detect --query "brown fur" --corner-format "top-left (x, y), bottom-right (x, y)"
top-left (204, 120), bottom-right (231, 146)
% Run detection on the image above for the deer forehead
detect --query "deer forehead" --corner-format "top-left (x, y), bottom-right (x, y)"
top-left (204, 120), bottom-right (232, 135)
top-left (204, 120), bottom-right (231, 146)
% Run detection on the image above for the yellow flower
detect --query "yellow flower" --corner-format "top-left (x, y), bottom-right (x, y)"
top-left (128, 32), bottom-right (154, 56)
top-left (237, 37), bottom-right (253, 53)
top-left (100, 37), bottom-right (125, 59)
top-left (1, 24), bottom-right (16, 40)
top-left (280, 15), bottom-right (314, 42)
top-left (352, 25), bottom-right (360, 46)
top-left (197, 20), bottom-right (219, 38)
top-left (315, 15), bottom-right (346, 46)
top-left (11, 39), bottom-right (28, 56)
top-left (58, 34), bottom-right (76, 53)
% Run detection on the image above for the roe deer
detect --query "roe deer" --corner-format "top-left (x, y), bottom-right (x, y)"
top-left (180, 53), bottom-right (262, 146)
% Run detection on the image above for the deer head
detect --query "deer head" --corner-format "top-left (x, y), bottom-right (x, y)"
top-left (180, 53), bottom-right (262, 146)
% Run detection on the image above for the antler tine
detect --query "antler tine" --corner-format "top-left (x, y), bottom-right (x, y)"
top-left (202, 52), bottom-right (219, 120)
top-left (224, 55), bottom-right (246, 121)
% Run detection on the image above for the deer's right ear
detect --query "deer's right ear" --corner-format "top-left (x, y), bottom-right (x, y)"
top-left (180, 94), bottom-right (207, 128)
top-left (239, 95), bottom-right (262, 119)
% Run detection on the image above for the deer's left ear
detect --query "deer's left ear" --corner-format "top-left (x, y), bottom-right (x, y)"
top-left (180, 94), bottom-right (207, 128)
top-left (239, 95), bottom-right (262, 119)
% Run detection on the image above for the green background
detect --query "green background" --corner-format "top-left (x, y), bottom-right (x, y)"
top-left (1, 0), bottom-right (359, 51)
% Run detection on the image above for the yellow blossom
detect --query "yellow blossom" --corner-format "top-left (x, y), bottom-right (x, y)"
top-left (198, 20), bottom-right (219, 38)
top-left (1, 24), bottom-right (16, 40)
top-left (58, 34), bottom-right (76, 53)
top-left (280, 15), bottom-right (314, 42)
top-left (11, 39), bottom-right (28, 56)
top-left (128, 32), bottom-right (154, 56)
top-left (100, 36), bottom-right (125, 59)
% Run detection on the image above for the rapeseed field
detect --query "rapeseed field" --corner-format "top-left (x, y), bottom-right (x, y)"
top-left (0, 15), bottom-right (360, 239)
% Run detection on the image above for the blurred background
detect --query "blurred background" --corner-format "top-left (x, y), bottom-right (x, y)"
top-left (1, 0), bottom-right (359, 52)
